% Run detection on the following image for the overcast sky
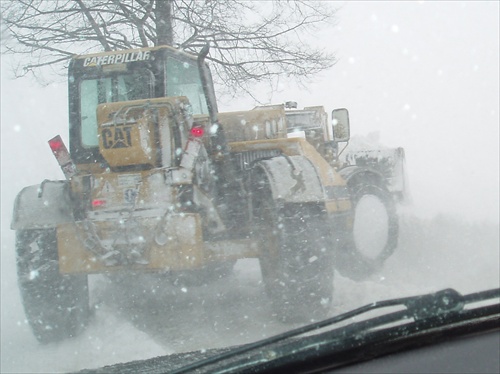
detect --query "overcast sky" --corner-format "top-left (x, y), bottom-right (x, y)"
top-left (1, 1), bottom-right (499, 224)
top-left (230, 1), bottom-right (500, 223)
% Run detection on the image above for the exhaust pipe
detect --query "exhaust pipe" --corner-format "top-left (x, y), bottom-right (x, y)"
top-left (197, 44), bottom-right (229, 159)
top-left (197, 45), bottom-right (242, 229)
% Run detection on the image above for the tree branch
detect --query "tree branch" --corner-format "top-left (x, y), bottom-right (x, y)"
top-left (74, 0), bottom-right (111, 51)
top-left (1, 0), bottom-right (338, 98)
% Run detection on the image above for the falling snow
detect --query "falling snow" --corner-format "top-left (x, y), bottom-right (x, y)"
top-left (1, 1), bottom-right (498, 373)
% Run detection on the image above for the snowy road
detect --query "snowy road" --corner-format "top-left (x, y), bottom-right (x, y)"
top-left (1, 213), bottom-right (498, 373)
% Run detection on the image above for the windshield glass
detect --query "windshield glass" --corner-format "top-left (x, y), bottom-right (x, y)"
top-left (80, 69), bottom-right (154, 147)
top-left (166, 56), bottom-right (209, 115)
top-left (1, 2), bottom-right (498, 374)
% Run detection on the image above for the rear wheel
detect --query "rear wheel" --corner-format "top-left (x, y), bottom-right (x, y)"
top-left (16, 229), bottom-right (90, 343)
top-left (254, 175), bottom-right (334, 322)
top-left (335, 178), bottom-right (399, 280)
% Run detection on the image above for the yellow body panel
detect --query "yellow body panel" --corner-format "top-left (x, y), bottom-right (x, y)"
top-left (57, 213), bottom-right (206, 273)
top-left (193, 106), bottom-right (288, 144)
top-left (217, 107), bottom-right (288, 142)
top-left (88, 170), bottom-right (171, 212)
top-left (96, 97), bottom-right (190, 168)
top-left (57, 214), bottom-right (262, 274)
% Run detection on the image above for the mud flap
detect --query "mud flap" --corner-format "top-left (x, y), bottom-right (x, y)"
top-left (11, 180), bottom-right (73, 230)
top-left (256, 156), bottom-right (325, 204)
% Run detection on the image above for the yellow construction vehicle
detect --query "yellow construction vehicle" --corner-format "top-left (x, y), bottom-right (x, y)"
top-left (12, 45), bottom-right (408, 343)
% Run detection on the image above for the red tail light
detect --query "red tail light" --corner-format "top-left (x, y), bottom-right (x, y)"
top-left (190, 126), bottom-right (204, 138)
top-left (48, 135), bottom-right (77, 179)
top-left (92, 199), bottom-right (106, 208)
top-left (48, 138), bottom-right (64, 152)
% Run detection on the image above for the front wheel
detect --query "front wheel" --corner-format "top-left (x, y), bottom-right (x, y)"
top-left (335, 179), bottom-right (399, 280)
top-left (16, 229), bottom-right (90, 343)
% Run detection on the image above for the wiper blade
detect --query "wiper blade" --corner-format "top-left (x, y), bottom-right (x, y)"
top-left (171, 287), bottom-right (500, 374)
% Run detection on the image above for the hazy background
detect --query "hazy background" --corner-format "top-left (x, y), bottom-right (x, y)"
top-left (230, 0), bottom-right (499, 224)
top-left (1, 1), bottom-right (499, 373)
top-left (2, 1), bottom-right (499, 224)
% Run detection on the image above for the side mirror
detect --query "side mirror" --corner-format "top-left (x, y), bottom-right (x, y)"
top-left (332, 108), bottom-right (350, 142)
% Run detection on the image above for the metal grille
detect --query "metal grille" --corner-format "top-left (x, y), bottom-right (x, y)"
top-left (233, 149), bottom-right (282, 170)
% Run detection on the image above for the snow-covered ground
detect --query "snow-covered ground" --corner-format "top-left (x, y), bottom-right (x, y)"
top-left (1, 211), bottom-right (498, 373)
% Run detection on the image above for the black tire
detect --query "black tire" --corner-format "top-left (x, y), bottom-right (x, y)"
top-left (16, 229), bottom-right (90, 343)
top-left (254, 175), bottom-right (334, 323)
top-left (335, 177), bottom-right (399, 281)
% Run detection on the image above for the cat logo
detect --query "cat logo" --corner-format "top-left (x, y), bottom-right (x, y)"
top-left (101, 126), bottom-right (132, 149)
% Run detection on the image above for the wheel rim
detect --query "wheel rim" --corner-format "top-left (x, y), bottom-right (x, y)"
top-left (353, 194), bottom-right (389, 260)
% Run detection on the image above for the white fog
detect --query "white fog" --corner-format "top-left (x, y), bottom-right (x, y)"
top-left (1, 1), bottom-right (499, 373)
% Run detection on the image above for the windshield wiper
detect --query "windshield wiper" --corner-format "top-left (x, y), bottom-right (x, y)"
top-left (170, 287), bottom-right (500, 374)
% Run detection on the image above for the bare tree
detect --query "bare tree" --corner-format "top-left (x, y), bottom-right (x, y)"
top-left (1, 0), bottom-right (337, 98)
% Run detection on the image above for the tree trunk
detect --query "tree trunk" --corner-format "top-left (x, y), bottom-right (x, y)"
top-left (155, 0), bottom-right (173, 46)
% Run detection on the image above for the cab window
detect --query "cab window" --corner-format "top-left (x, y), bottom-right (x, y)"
top-left (165, 57), bottom-right (208, 115)
top-left (80, 69), bottom-right (154, 148)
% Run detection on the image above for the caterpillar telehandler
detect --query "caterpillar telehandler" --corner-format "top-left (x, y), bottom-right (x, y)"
top-left (12, 45), bottom-right (408, 343)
